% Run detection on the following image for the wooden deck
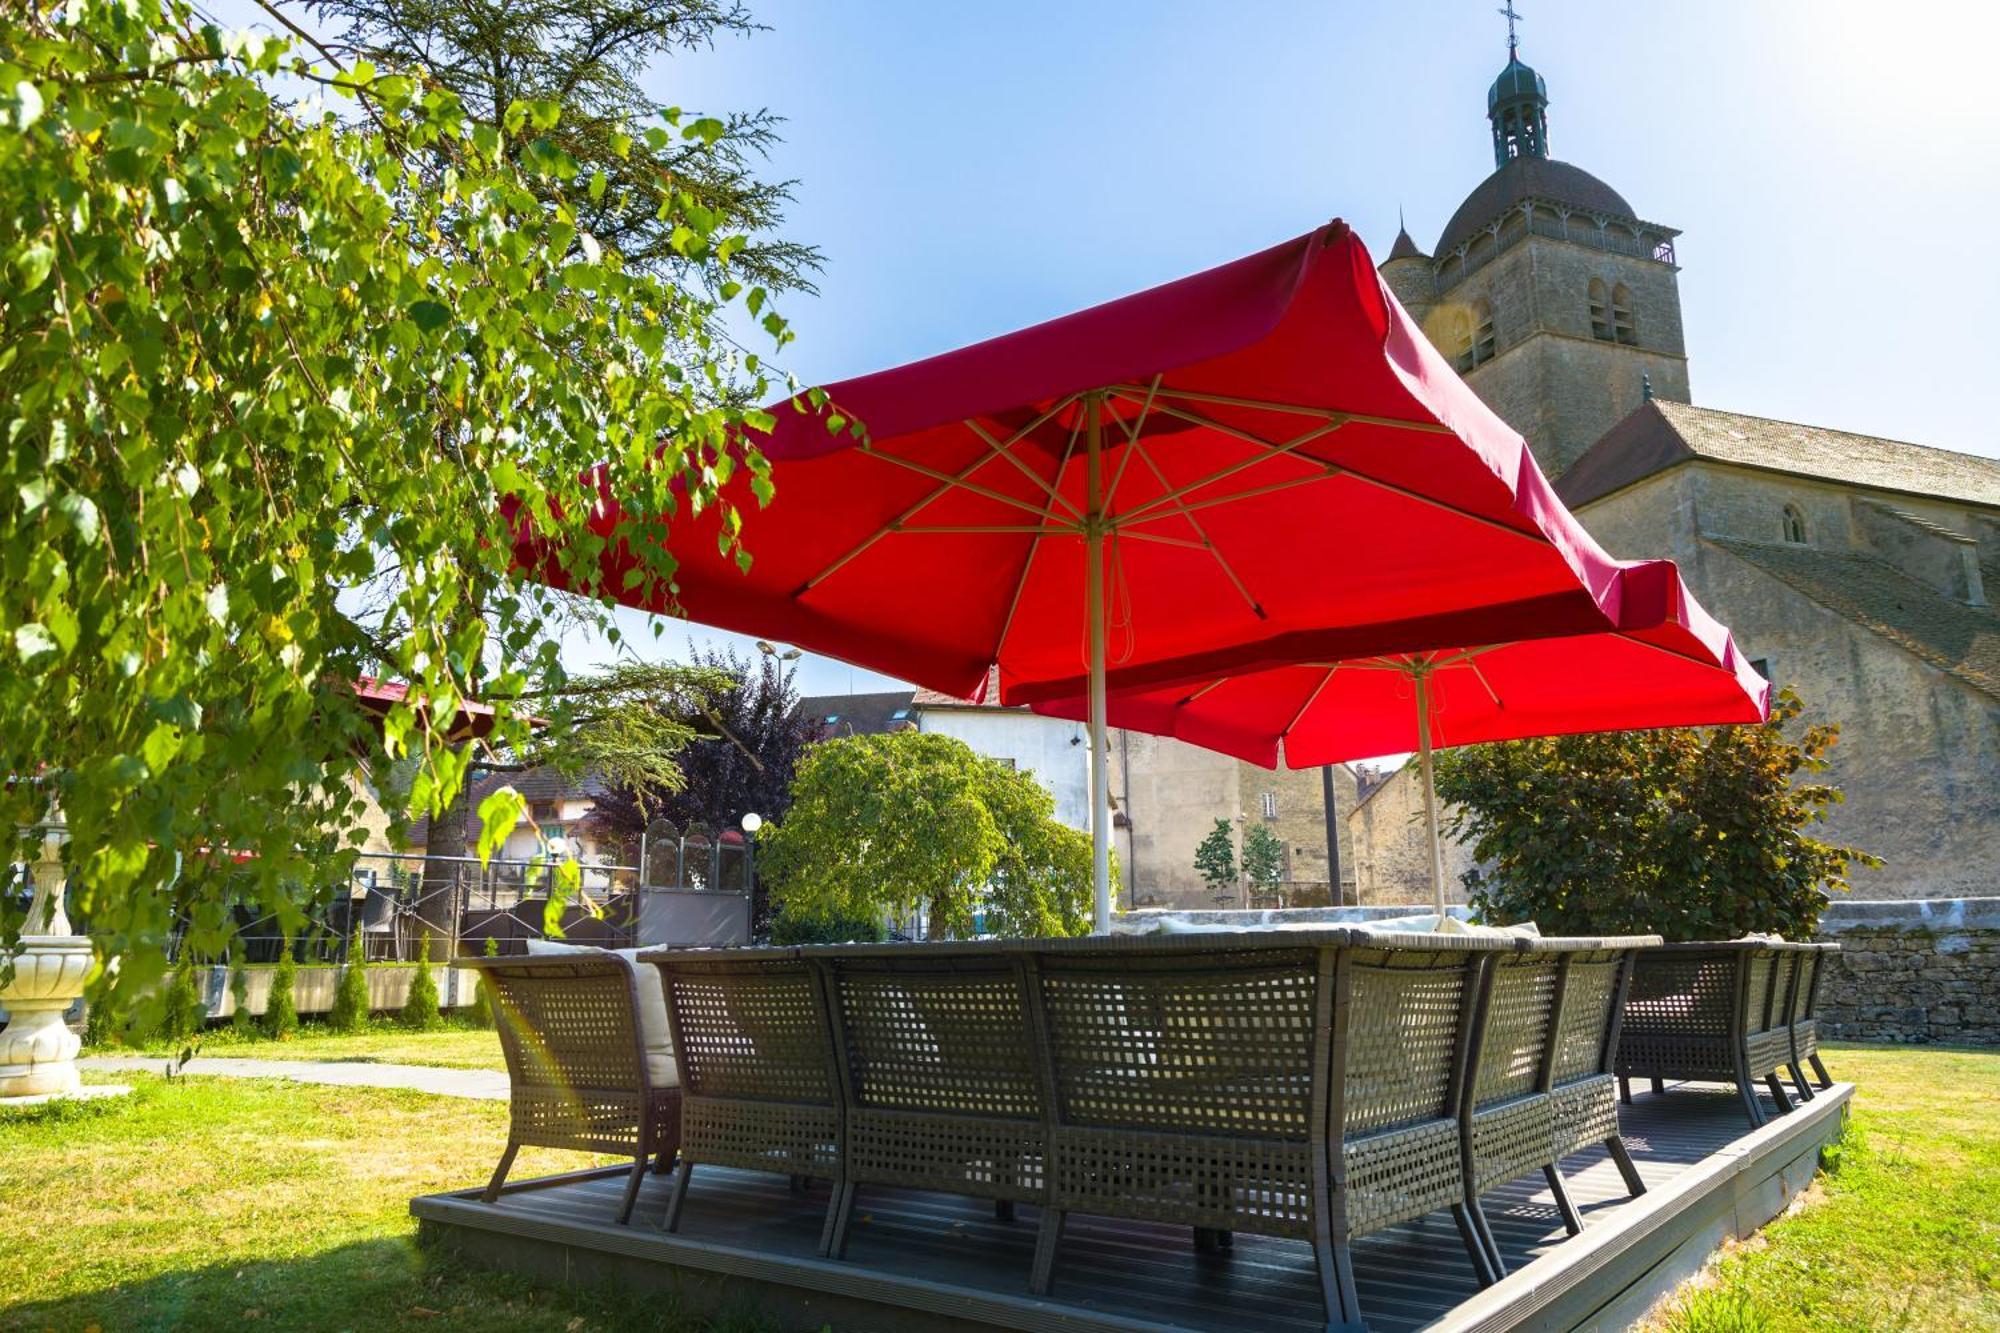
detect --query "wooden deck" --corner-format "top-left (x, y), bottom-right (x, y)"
top-left (412, 1081), bottom-right (1850, 1332)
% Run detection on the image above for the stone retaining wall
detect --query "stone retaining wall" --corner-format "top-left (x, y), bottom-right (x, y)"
top-left (1118, 898), bottom-right (2000, 1047)
top-left (1813, 897), bottom-right (2000, 1046)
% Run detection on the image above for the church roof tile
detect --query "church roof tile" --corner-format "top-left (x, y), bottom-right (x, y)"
top-left (1708, 539), bottom-right (2000, 701)
top-left (1559, 401), bottom-right (2000, 510)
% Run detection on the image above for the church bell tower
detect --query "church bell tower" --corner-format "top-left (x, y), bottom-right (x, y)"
top-left (1380, 11), bottom-right (1693, 476)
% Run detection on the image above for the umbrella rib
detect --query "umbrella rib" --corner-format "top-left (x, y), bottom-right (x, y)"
top-left (1128, 438), bottom-right (1267, 619)
top-left (793, 397), bottom-right (1081, 596)
top-left (992, 411), bottom-right (1088, 660)
top-left (1136, 398), bottom-right (1547, 545)
top-left (1117, 529), bottom-right (1209, 551)
top-left (1109, 415), bottom-right (1348, 526)
top-left (859, 442), bottom-right (1074, 524)
top-left (897, 524), bottom-right (1078, 536)
top-left (1280, 665), bottom-right (1341, 742)
top-left (1108, 383), bottom-right (1454, 436)
top-left (1137, 467), bottom-right (1346, 521)
top-left (965, 418), bottom-right (1084, 521)
top-left (1102, 373), bottom-right (1162, 512)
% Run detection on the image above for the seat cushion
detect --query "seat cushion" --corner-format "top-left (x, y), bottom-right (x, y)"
top-left (523, 939), bottom-right (679, 1087)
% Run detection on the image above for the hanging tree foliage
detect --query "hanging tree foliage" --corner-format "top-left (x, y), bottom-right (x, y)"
top-left (760, 732), bottom-right (1100, 940)
top-left (0, 0), bottom-right (811, 1004)
top-left (1434, 689), bottom-right (1880, 941)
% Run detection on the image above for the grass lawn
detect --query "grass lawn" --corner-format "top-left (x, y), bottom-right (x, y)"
top-left (5, 1042), bottom-right (1991, 1332)
top-left (1647, 1043), bottom-right (2000, 1332)
top-left (0, 1072), bottom-right (765, 1333)
top-left (104, 1020), bottom-right (508, 1071)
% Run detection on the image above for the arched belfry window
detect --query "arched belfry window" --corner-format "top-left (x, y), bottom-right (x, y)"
top-left (1611, 284), bottom-right (1636, 345)
top-left (1588, 279), bottom-right (1611, 340)
top-left (1470, 299), bottom-right (1496, 367)
top-left (1781, 504), bottom-right (1807, 544)
top-left (1448, 307), bottom-right (1474, 373)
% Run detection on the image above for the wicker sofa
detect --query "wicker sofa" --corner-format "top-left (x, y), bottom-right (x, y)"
top-left (469, 953), bottom-right (683, 1225)
top-left (642, 928), bottom-right (1656, 1329)
top-left (1615, 940), bottom-right (1838, 1127)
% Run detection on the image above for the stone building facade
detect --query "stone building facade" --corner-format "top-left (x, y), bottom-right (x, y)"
top-left (1349, 40), bottom-right (2000, 904)
top-left (907, 675), bottom-right (1361, 910)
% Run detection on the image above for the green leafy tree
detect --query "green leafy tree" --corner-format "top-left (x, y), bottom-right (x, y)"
top-left (1193, 819), bottom-right (1238, 901)
top-left (402, 932), bottom-right (440, 1029)
top-left (0, 0), bottom-right (809, 1014)
top-left (330, 932), bottom-right (370, 1032)
top-left (1435, 689), bottom-right (1880, 941)
top-left (309, 0), bottom-right (819, 292)
top-left (1241, 824), bottom-right (1285, 895)
top-left (760, 732), bottom-right (1099, 940)
top-left (264, 949), bottom-right (300, 1039)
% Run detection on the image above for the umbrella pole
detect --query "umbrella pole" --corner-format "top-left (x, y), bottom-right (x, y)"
top-left (1414, 669), bottom-right (1447, 920)
top-left (1085, 391), bottom-right (1112, 934)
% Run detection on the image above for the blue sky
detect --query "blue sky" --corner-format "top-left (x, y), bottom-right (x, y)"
top-left (608, 0), bottom-right (2000, 693)
top-left (229, 0), bottom-right (2000, 695)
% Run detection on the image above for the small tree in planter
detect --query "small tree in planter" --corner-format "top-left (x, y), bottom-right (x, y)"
top-left (329, 931), bottom-right (371, 1033)
top-left (1194, 820), bottom-right (1238, 904)
top-left (1242, 825), bottom-right (1286, 902)
top-left (1435, 688), bottom-right (1879, 940)
top-left (402, 935), bottom-right (442, 1031)
top-left (264, 949), bottom-right (299, 1040)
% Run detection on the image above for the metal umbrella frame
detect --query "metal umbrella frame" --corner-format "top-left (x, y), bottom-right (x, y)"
top-left (514, 223), bottom-right (1736, 934)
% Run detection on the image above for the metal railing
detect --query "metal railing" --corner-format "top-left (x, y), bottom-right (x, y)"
top-left (166, 825), bottom-right (756, 964)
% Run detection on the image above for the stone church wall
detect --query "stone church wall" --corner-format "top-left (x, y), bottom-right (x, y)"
top-left (1687, 541), bottom-right (2000, 900)
top-left (1815, 898), bottom-right (2000, 1045)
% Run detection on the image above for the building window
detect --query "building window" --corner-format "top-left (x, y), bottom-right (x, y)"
top-left (1749, 657), bottom-right (1772, 682)
top-left (1611, 284), bottom-right (1636, 344)
top-left (1781, 504), bottom-right (1807, 544)
top-left (1261, 791), bottom-right (1278, 820)
top-left (1455, 300), bottom-right (1496, 371)
top-left (1588, 278), bottom-right (1611, 340)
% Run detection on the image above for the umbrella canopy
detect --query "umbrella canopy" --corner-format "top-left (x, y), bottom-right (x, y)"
top-left (1030, 563), bottom-right (1770, 913)
top-left (515, 220), bottom-right (1722, 930)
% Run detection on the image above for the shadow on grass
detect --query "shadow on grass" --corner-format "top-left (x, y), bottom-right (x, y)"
top-left (0, 1232), bottom-right (782, 1333)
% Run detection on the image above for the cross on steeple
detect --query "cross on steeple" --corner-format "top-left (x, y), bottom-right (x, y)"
top-left (1498, 3), bottom-right (1523, 57)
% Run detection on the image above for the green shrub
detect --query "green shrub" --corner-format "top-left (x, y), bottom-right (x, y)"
top-left (228, 964), bottom-right (257, 1037)
top-left (768, 905), bottom-right (888, 946)
top-left (402, 936), bottom-right (441, 1031)
top-left (329, 935), bottom-right (370, 1033)
top-left (263, 950), bottom-right (299, 1040)
top-left (465, 936), bottom-right (499, 1028)
top-left (762, 731), bottom-right (1104, 939)
top-left (82, 979), bottom-right (127, 1050)
top-left (161, 963), bottom-right (207, 1042)
top-left (1436, 689), bottom-right (1878, 940)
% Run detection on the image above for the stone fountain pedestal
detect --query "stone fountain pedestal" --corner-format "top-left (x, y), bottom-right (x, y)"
top-left (1, 822), bottom-right (128, 1106)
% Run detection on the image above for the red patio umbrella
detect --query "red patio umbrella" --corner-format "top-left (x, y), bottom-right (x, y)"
top-left (514, 221), bottom-right (1730, 931)
top-left (1030, 560), bottom-right (1770, 914)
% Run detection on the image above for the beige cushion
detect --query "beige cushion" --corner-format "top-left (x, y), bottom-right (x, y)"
top-left (523, 939), bottom-right (679, 1087)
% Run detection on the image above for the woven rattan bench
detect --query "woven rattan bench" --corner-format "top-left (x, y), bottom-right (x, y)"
top-left (1462, 941), bottom-right (1651, 1278)
top-left (649, 929), bottom-right (1656, 1332)
top-left (469, 954), bottom-right (682, 1226)
top-left (1615, 941), bottom-right (1835, 1127)
top-left (642, 946), bottom-right (847, 1253)
top-left (1783, 943), bottom-right (1839, 1099)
